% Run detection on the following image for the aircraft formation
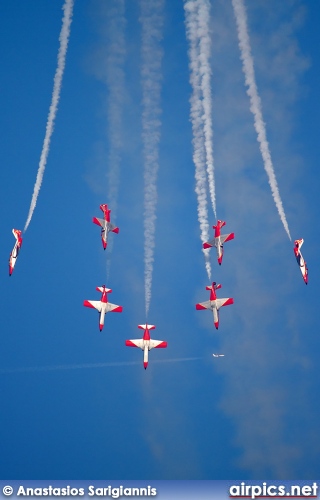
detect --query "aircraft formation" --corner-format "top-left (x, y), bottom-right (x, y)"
top-left (8, 207), bottom-right (308, 367)
top-left (85, 204), bottom-right (167, 369)
top-left (195, 219), bottom-right (308, 357)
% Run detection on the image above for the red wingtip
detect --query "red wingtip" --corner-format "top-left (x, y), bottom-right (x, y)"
top-left (203, 242), bottom-right (211, 249)
top-left (113, 306), bottom-right (123, 312)
top-left (196, 303), bottom-right (206, 310)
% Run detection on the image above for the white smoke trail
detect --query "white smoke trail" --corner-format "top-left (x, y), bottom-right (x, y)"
top-left (196, 0), bottom-right (216, 219)
top-left (232, 0), bottom-right (291, 241)
top-left (184, 0), bottom-right (212, 279)
top-left (103, 0), bottom-right (126, 280)
top-left (0, 357), bottom-right (201, 374)
top-left (24, 0), bottom-right (74, 232)
top-left (140, 0), bottom-right (164, 317)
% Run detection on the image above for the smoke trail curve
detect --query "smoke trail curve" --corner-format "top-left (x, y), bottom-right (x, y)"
top-left (24, 0), bottom-right (74, 232)
top-left (232, 0), bottom-right (291, 240)
top-left (140, 0), bottom-right (164, 317)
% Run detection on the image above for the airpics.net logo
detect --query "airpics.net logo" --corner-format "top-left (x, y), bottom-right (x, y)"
top-left (229, 483), bottom-right (319, 500)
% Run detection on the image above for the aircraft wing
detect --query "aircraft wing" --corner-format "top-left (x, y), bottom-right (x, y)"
top-left (125, 339), bottom-right (144, 349)
top-left (216, 298), bottom-right (234, 310)
top-left (107, 222), bottom-right (119, 234)
top-left (83, 300), bottom-right (102, 312)
top-left (149, 339), bottom-right (167, 349)
top-left (107, 302), bottom-right (123, 313)
top-left (203, 238), bottom-right (216, 249)
top-left (219, 233), bottom-right (235, 244)
top-left (92, 217), bottom-right (105, 228)
top-left (196, 300), bottom-right (211, 310)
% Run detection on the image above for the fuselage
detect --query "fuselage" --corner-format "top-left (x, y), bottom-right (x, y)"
top-left (9, 231), bottom-right (22, 276)
top-left (98, 287), bottom-right (108, 330)
top-left (294, 239), bottom-right (308, 284)
top-left (213, 221), bottom-right (225, 265)
top-left (208, 284), bottom-right (220, 328)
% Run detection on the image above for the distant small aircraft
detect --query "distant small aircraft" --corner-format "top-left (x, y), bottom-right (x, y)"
top-left (92, 204), bottom-right (119, 250)
top-left (9, 229), bottom-right (23, 276)
top-left (213, 354), bottom-right (225, 357)
top-left (83, 285), bottom-right (123, 331)
top-left (196, 281), bottom-right (234, 329)
top-left (293, 239), bottom-right (308, 285)
top-left (125, 324), bottom-right (167, 369)
top-left (203, 220), bottom-right (234, 265)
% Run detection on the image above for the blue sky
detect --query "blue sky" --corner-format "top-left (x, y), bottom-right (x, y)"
top-left (0, 0), bottom-right (319, 480)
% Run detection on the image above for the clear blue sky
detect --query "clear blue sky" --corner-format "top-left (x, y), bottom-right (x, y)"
top-left (0, 0), bottom-right (319, 479)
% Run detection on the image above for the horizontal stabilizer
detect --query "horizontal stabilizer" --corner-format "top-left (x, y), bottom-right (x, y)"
top-left (206, 283), bottom-right (221, 290)
top-left (138, 324), bottom-right (155, 330)
top-left (213, 220), bottom-right (226, 229)
top-left (295, 238), bottom-right (304, 248)
top-left (96, 286), bottom-right (112, 293)
top-left (12, 228), bottom-right (22, 239)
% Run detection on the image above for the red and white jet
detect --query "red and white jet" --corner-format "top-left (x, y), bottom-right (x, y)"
top-left (92, 204), bottom-right (119, 250)
top-left (125, 324), bottom-right (167, 369)
top-left (203, 220), bottom-right (234, 265)
top-left (293, 239), bottom-right (308, 285)
top-left (196, 282), bottom-right (234, 329)
top-left (9, 229), bottom-right (23, 276)
top-left (83, 285), bottom-right (123, 331)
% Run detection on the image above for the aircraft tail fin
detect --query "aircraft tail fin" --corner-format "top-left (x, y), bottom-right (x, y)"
top-left (295, 238), bottom-right (304, 249)
top-left (12, 228), bottom-right (22, 240)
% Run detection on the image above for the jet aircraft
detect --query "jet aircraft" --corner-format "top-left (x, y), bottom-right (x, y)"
top-left (9, 229), bottom-right (23, 276)
top-left (92, 204), bottom-right (119, 250)
top-left (293, 239), bottom-right (308, 285)
top-left (213, 354), bottom-right (225, 357)
top-left (203, 220), bottom-right (234, 265)
top-left (125, 324), bottom-right (167, 369)
top-left (83, 285), bottom-right (123, 331)
top-left (196, 281), bottom-right (234, 329)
